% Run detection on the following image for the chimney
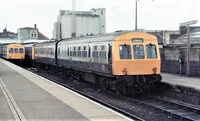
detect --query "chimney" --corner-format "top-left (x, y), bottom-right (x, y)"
top-left (34, 24), bottom-right (37, 29)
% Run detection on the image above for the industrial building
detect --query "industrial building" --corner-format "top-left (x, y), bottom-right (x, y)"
top-left (53, 8), bottom-right (106, 40)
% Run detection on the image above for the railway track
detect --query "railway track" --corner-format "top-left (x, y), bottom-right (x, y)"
top-left (128, 95), bottom-right (200, 121)
top-left (26, 66), bottom-right (200, 121)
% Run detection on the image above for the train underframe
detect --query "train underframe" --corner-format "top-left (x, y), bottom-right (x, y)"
top-left (36, 62), bottom-right (162, 95)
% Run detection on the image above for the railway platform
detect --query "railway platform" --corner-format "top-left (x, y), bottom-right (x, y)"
top-left (162, 73), bottom-right (200, 90)
top-left (0, 58), bottom-right (130, 121)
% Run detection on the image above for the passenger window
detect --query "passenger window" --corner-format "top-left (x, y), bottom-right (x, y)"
top-left (19, 48), bottom-right (23, 53)
top-left (73, 47), bottom-right (76, 57)
top-left (82, 46), bottom-right (87, 58)
top-left (9, 48), bottom-right (13, 53)
top-left (14, 48), bottom-right (18, 53)
top-left (119, 45), bottom-right (131, 59)
top-left (93, 46), bottom-right (98, 59)
top-left (100, 45), bottom-right (106, 60)
top-left (133, 45), bottom-right (144, 59)
top-left (77, 46), bottom-right (81, 57)
top-left (146, 44), bottom-right (157, 59)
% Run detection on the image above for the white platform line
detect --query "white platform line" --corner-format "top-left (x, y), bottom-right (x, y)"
top-left (0, 78), bottom-right (26, 121)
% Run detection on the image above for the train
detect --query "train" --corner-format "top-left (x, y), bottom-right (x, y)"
top-left (0, 43), bottom-right (25, 61)
top-left (26, 30), bottom-right (162, 94)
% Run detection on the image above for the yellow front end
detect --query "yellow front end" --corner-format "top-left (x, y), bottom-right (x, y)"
top-left (7, 53), bottom-right (25, 59)
top-left (7, 44), bottom-right (25, 60)
top-left (112, 32), bottom-right (161, 76)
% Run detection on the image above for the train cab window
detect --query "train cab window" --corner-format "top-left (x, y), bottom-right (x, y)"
top-left (14, 48), bottom-right (18, 53)
top-left (119, 45), bottom-right (131, 59)
top-left (146, 44), bottom-right (157, 59)
top-left (133, 45), bottom-right (144, 59)
top-left (19, 48), bottom-right (23, 53)
top-left (9, 48), bottom-right (13, 53)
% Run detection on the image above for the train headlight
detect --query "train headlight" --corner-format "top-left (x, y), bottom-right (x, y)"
top-left (153, 67), bottom-right (157, 73)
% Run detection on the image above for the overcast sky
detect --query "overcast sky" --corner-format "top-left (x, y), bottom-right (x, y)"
top-left (0, 0), bottom-right (199, 38)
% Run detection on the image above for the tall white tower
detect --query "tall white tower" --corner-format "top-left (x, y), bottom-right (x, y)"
top-left (72, 0), bottom-right (76, 37)
top-left (91, 8), bottom-right (106, 34)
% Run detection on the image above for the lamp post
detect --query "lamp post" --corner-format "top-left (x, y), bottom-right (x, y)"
top-left (180, 20), bottom-right (198, 76)
top-left (135, 0), bottom-right (154, 31)
top-left (135, 0), bottom-right (139, 30)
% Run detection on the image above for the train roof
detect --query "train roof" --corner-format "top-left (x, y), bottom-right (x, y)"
top-left (33, 30), bottom-right (156, 46)
top-left (58, 30), bottom-right (156, 44)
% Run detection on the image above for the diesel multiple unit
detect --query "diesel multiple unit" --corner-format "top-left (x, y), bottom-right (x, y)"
top-left (33, 31), bottom-right (162, 94)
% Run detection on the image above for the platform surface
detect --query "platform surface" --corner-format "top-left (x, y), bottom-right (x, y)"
top-left (162, 73), bottom-right (200, 89)
top-left (0, 58), bottom-right (130, 121)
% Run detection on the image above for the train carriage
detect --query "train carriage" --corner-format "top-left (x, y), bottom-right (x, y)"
top-left (0, 43), bottom-right (25, 60)
top-left (34, 41), bottom-right (57, 66)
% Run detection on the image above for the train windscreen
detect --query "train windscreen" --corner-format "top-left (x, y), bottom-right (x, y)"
top-left (119, 45), bottom-right (131, 59)
top-left (146, 44), bottom-right (157, 59)
top-left (133, 45), bottom-right (145, 59)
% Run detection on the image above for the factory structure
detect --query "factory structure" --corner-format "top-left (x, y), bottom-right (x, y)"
top-left (53, 8), bottom-right (106, 40)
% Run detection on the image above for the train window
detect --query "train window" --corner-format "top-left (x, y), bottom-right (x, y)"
top-left (67, 47), bottom-right (69, 56)
top-left (82, 46), bottom-right (87, 58)
top-left (70, 47), bottom-right (73, 56)
top-left (119, 45), bottom-right (131, 59)
top-left (52, 48), bottom-right (54, 55)
top-left (73, 47), bottom-right (76, 57)
top-left (14, 48), bottom-right (18, 53)
top-left (93, 46), bottom-right (99, 59)
top-left (94, 46), bottom-right (98, 51)
top-left (146, 44), bottom-right (157, 59)
top-left (101, 46), bottom-right (105, 51)
top-left (77, 46), bottom-right (81, 57)
top-left (84, 46), bottom-right (87, 51)
top-left (19, 48), bottom-right (23, 53)
top-left (9, 48), bottom-right (13, 53)
top-left (100, 45), bottom-right (106, 60)
top-left (133, 45), bottom-right (144, 59)
top-left (88, 46), bottom-right (91, 57)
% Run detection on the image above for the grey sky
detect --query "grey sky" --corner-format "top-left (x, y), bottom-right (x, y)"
top-left (0, 0), bottom-right (199, 38)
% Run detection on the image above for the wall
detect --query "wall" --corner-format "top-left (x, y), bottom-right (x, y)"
top-left (91, 8), bottom-right (106, 34)
top-left (60, 14), bottom-right (100, 39)
top-left (161, 47), bottom-right (200, 76)
top-left (53, 22), bottom-right (61, 40)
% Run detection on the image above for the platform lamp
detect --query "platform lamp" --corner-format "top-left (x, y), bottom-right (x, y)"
top-left (135, 0), bottom-right (154, 30)
top-left (180, 20), bottom-right (198, 76)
